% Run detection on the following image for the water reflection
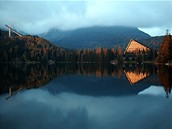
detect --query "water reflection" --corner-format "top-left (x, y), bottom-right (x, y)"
top-left (0, 63), bottom-right (170, 97)
top-left (124, 70), bottom-right (150, 85)
top-left (158, 65), bottom-right (172, 98)
top-left (0, 63), bottom-right (172, 129)
top-left (139, 86), bottom-right (169, 97)
top-left (0, 89), bottom-right (172, 129)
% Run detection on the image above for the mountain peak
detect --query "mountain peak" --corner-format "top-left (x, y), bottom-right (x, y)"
top-left (40, 26), bottom-right (151, 49)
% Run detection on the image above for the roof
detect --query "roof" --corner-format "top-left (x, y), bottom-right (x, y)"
top-left (124, 39), bottom-right (150, 54)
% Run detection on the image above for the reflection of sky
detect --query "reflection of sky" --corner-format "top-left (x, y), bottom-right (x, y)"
top-left (139, 86), bottom-right (170, 97)
top-left (0, 88), bottom-right (172, 129)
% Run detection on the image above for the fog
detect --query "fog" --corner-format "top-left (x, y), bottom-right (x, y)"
top-left (0, 0), bottom-right (172, 36)
top-left (0, 88), bottom-right (172, 129)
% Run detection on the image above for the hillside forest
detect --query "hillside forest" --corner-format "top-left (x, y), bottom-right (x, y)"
top-left (0, 30), bottom-right (171, 64)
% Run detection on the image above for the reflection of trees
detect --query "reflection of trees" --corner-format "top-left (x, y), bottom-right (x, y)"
top-left (0, 64), bottom-right (63, 95)
top-left (0, 63), bottom-right (157, 96)
top-left (158, 65), bottom-right (172, 98)
top-left (0, 63), bottom-right (123, 95)
top-left (124, 64), bottom-right (157, 74)
top-left (123, 64), bottom-right (155, 85)
top-left (76, 63), bottom-right (123, 78)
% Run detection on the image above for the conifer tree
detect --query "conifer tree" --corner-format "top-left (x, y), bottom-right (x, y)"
top-left (157, 31), bottom-right (172, 63)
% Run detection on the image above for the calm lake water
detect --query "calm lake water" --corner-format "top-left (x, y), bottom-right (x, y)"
top-left (0, 63), bottom-right (172, 129)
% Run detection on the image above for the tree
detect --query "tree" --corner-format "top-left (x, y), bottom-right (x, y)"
top-left (117, 46), bottom-right (123, 63)
top-left (157, 32), bottom-right (172, 63)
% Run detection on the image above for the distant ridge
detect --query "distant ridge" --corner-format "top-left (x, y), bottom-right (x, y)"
top-left (138, 36), bottom-right (165, 50)
top-left (40, 26), bottom-right (151, 49)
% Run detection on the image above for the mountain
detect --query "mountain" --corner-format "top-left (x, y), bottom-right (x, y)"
top-left (0, 29), bottom-right (127, 64)
top-left (138, 36), bottom-right (165, 50)
top-left (0, 30), bottom-right (65, 63)
top-left (40, 26), bottom-right (151, 49)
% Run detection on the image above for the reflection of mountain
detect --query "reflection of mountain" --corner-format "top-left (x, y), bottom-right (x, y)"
top-left (45, 74), bottom-right (150, 96)
top-left (44, 64), bottom-right (160, 96)
top-left (0, 63), bottom-right (121, 96)
top-left (0, 63), bottom-right (166, 97)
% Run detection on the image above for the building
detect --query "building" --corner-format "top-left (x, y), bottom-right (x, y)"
top-left (123, 39), bottom-right (151, 62)
top-left (124, 39), bottom-right (150, 54)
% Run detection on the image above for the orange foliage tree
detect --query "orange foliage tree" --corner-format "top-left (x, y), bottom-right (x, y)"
top-left (157, 33), bottom-right (172, 63)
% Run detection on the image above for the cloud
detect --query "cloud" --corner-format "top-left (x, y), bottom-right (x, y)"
top-left (0, 0), bottom-right (172, 35)
top-left (0, 88), bottom-right (172, 129)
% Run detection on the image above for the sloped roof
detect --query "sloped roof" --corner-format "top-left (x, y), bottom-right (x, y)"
top-left (124, 70), bottom-right (150, 85)
top-left (124, 39), bottom-right (150, 54)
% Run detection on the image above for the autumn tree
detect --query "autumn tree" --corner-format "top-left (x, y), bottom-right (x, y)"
top-left (117, 46), bottom-right (123, 63)
top-left (157, 32), bottom-right (172, 63)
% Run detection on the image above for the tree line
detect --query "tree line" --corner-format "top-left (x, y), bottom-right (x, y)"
top-left (0, 33), bottom-right (171, 64)
top-left (0, 35), bottom-right (124, 63)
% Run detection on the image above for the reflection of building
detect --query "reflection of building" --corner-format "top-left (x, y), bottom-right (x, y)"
top-left (124, 70), bottom-right (150, 85)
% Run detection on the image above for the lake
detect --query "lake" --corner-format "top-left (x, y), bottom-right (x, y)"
top-left (0, 63), bottom-right (172, 129)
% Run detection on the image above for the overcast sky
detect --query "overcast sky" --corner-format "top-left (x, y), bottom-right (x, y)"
top-left (0, 0), bottom-right (172, 36)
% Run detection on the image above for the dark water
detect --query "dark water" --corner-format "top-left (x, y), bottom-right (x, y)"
top-left (0, 63), bottom-right (172, 129)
